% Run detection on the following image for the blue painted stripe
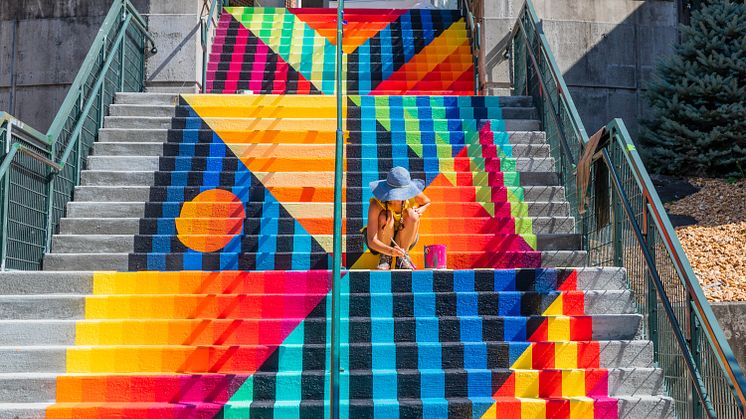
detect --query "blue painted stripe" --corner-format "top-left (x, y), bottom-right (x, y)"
top-left (257, 192), bottom-right (278, 270)
top-left (358, 42), bottom-right (371, 94)
top-left (370, 271), bottom-right (398, 416)
top-left (380, 27), bottom-right (393, 79)
top-left (291, 220), bottom-right (311, 270)
top-left (183, 250), bottom-right (202, 270)
top-left (412, 270), bottom-right (446, 413)
top-left (400, 12), bottom-right (414, 62)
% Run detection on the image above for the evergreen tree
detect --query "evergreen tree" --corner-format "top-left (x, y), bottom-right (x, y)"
top-left (641, 0), bottom-right (746, 178)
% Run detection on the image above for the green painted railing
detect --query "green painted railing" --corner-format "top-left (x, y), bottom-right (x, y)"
top-left (201, 0), bottom-right (230, 93)
top-left (0, 0), bottom-right (155, 270)
top-left (511, 1), bottom-right (746, 417)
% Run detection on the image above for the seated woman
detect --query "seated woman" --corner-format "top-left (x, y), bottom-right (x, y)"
top-left (366, 167), bottom-right (431, 270)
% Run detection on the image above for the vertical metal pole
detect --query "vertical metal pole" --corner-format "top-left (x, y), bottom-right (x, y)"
top-left (330, 0), bottom-right (344, 418)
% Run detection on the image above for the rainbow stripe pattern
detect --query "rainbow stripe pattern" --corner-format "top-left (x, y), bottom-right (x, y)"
top-left (41, 6), bottom-right (655, 418)
top-left (207, 8), bottom-right (475, 95)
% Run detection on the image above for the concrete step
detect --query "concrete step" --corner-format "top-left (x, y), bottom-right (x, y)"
top-left (0, 268), bottom-right (628, 295)
top-left (66, 202), bottom-right (144, 218)
top-left (97, 128), bottom-right (170, 143)
top-left (56, 215), bottom-right (575, 236)
top-left (72, 184), bottom-right (566, 204)
top-left (0, 340), bottom-right (655, 374)
top-left (0, 367), bottom-right (663, 404)
top-left (85, 155), bottom-right (557, 173)
top-left (64, 200), bottom-right (570, 218)
top-left (0, 289), bottom-right (635, 321)
top-left (104, 116), bottom-right (173, 129)
top-left (0, 397), bottom-right (675, 418)
top-left (114, 92), bottom-right (179, 105)
top-left (79, 170), bottom-right (154, 186)
top-left (108, 104), bottom-right (176, 117)
top-left (0, 314), bottom-right (641, 346)
top-left (44, 250), bottom-right (589, 271)
top-left (90, 140), bottom-right (552, 158)
top-left (94, 129), bottom-right (548, 146)
top-left (58, 218), bottom-right (141, 235)
top-left (50, 232), bottom-right (580, 253)
top-left (92, 142), bottom-right (163, 157)
top-left (102, 115), bottom-right (542, 132)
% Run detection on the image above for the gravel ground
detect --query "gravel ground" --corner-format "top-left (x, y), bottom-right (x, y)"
top-left (665, 178), bottom-right (746, 301)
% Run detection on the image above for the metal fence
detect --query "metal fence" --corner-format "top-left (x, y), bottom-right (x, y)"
top-left (511, 1), bottom-right (746, 417)
top-left (0, 0), bottom-right (155, 270)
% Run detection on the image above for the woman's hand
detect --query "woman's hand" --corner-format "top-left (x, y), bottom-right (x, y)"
top-left (414, 203), bottom-right (429, 215)
top-left (390, 246), bottom-right (407, 258)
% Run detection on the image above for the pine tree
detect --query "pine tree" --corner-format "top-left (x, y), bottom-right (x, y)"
top-left (641, 0), bottom-right (746, 178)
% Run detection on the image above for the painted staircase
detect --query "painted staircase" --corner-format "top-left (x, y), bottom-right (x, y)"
top-left (0, 6), bottom-right (674, 419)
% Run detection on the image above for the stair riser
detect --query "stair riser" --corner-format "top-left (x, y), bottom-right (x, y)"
top-left (103, 116), bottom-right (542, 132)
top-left (114, 93), bottom-right (179, 105)
top-left (71, 185), bottom-right (567, 204)
top-left (0, 290), bottom-right (636, 321)
top-left (0, 341), bottom-right (656, 373)
top-left (43, 251), bottom-right (589, 271)
top-left (56, 216), bottom-right (576, 236)
top-left (65, 201), bottom-right (569, 218)
top-left (108, 105), bottom-right (176, 117)
top-left (0, 268), bottom-right (629, 295)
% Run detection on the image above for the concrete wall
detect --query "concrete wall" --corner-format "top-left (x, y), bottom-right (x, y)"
top-left (482, 0), bottom-right (679, 137)
top-left (711, 303), bottom-right (746, 372)
top-left (0, 0), bottom-right (204, 132)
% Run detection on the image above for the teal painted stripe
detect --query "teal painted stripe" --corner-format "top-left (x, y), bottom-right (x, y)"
top-left (370, 271), bottom-right (398, 417)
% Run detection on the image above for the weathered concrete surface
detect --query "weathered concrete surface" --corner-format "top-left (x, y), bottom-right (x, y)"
top-left (0, 0), bottom-right (202, 131)
top-left (482, 0), bottom-right (679, 136)
top-left (711, 303), bottom-right (746, 372)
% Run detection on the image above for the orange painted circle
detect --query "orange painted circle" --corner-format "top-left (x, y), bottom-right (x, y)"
top-left (176, 189), bottom-right (245, 253)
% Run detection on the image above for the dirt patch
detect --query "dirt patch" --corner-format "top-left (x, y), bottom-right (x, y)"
top-left (665, 178), bottom-right (746, 301)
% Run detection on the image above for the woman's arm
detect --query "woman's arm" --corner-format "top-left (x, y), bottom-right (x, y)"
top-left (413, 192), bottom-right (431, 214)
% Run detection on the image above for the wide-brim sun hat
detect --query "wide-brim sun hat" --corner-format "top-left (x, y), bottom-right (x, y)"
top-left (369, 166), bottom-right (425, 202)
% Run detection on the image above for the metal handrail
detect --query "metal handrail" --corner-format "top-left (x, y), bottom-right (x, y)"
top-left (47, 0), bottom-right (155, 142)
top-left (607, 119), bottom-right (746, 412)
top-left (459, 0), bottom-right (482, 95)
top-left (200, 0), bottom-right (229, 93)
top-left (512, 0), bottom-right (746, 416)
top-left (0, 0), bottom-right (155, 270)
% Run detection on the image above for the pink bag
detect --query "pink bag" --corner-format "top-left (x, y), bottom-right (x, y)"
top-left (424, 244), bottom-right (447, 269)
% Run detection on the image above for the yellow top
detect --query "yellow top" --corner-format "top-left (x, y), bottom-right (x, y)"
top-left (370, 197), bottom-right (416, 225)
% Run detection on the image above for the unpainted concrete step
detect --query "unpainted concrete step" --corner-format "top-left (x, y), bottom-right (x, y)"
top-left (114, 92), bottom-right (179, 105)
top-left (108, 104), bottom-right (177, 117)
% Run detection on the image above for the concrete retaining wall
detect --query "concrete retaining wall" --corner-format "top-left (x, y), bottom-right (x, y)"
top-left (711, 303), bottom-right (746, 372)
top-left (482, 0), bottom-right (679, 137)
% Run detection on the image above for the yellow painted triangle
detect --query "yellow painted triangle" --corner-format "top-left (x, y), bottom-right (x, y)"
top-left (182, 94), bottom-right (347, 251)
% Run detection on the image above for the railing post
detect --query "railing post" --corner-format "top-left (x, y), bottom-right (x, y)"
top-left (611, 175), bottom-right (624, 267)
top-left (330, 1), bottom-right (345, 418)
top-left (99, 36), bottom-right (108, 129)
top-left (645, 206), bottom-right (659, 360)
top-left (691, 297), bottom-right (704, 419)
top-left (120, 31), bottom-right (126, 91)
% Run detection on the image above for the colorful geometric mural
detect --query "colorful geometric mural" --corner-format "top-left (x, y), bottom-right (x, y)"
top-left (125, 94), bottom-right (538, 271)
top-left (47, 270), bottom-right (621, 418)
top-left (207, 8), bottom-right (475, 95)
top-left (43, 6), bottom-right (630, 418)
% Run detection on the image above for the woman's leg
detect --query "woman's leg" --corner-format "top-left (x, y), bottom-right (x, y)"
top-left (378, 210), bottom-right (395, 248)
top-left (395, 208), bottom-right (421, 251)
